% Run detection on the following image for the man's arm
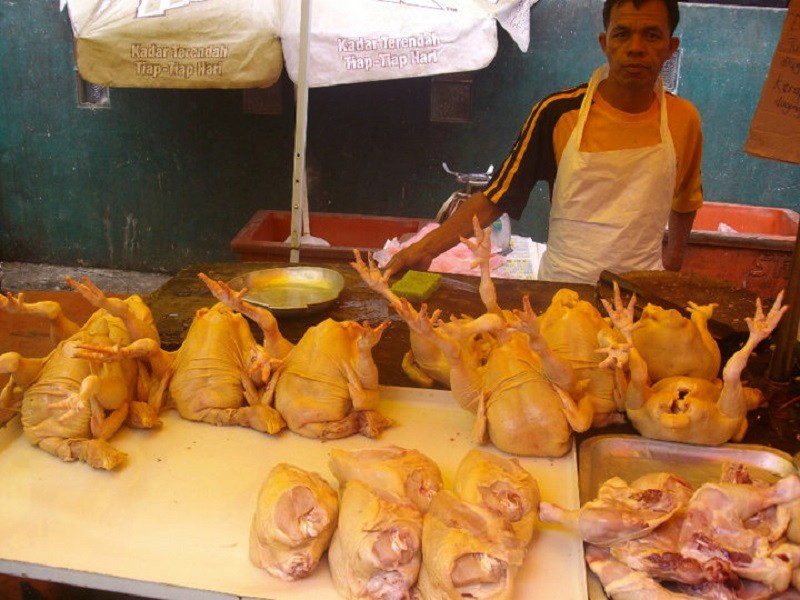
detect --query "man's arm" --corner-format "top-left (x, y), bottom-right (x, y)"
top-left (663, 209), bottom-right (696, 271)
top-left (384, 191), bottom-right (503, 277)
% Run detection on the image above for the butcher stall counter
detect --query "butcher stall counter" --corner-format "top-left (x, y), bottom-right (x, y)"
top-left (0, 261), bottom-right (598, 600)
top-left (1, 260), bottom-right (798, 600)
top-left (145, 262), bottom-right (800, 450)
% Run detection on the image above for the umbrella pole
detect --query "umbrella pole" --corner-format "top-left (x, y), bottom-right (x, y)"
top-left (290, 0), bottom-right (311, 264)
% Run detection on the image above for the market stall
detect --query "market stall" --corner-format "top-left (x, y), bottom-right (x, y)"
top-left (2, 2), bottom-right (795, 599)
top-left (1, 261), bottom-right (797, 599)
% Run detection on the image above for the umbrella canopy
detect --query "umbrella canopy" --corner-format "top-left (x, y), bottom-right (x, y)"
top-left (62, 0), bottom-right (536, 89)
top-left (63, 0), bottom-right (284, 89)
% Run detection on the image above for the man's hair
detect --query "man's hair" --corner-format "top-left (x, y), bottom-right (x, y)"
top-left (602, 0), bottom-right (680, 34)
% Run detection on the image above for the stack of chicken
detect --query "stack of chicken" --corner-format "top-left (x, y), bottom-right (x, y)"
top-left (247, 445), bottom-right (541, 599)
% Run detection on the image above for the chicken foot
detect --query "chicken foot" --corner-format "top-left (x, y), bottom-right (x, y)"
top-left (36, 374), bottom-right (129, 469)
top-left (395, 299), bottom-right (500, 413)
top-left (198, 272), bottom-right (294, 359)
top-left (0, 291), bottom-right (80, 344)
top-left (460, 215), bottom-right (501, 315)
top-left (66, 277), bottom-right (159, 345)
top-left (717, 292), bottom-right (787, 422)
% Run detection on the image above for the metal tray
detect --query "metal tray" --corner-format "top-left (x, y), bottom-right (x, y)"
top-left (227, 267), bottom-right (344, 317)
top-left (579, 434), bottom-right (797, 599)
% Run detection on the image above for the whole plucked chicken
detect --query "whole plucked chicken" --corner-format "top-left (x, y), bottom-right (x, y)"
top-left (629, 300), bottom-right (721, 382)
top-left (0, 277), bottom-right (161, 469)
top-left (74, 273), bottom-right (286, 434)
top-left (538, 288), bottom-right (627, 427)
top-left (602, 286), bottom-right (787, 445)
top-left (269, 314), bottom-right (392, 440)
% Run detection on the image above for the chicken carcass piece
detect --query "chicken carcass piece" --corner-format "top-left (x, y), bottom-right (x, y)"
top-left (351, 249), bottom-right (495, 389)
top-left (585, 545), bottom-right (698, 600)
top-left (539, 288), bottom-right (627, 427)
top-left (249, 463), bottom-right (338, 581)
top-left (589, 542), bottom-right (779, 600)
top-left (272, 316), bottom-right (392, 440)
top-left (74, 273), bottom-right (287, 434)
top-left (328, 445), bottom-right (443, 513)
top-left (328, 479), bottom-right (422, 600)
top-left (678, 473), bottom-right (800, 593)
top-left (0, 278), bottom-right (161, 469)
top-left (540, 472), bottom-right (693, 546)
top-left (417, 489), bottom-right (525, 600)
top-left (452, 448), bottom-right (540, 547)
top-left (605, 514), bottom-right (716, 587)
top-left (623, 293), bottom-right (787, 445)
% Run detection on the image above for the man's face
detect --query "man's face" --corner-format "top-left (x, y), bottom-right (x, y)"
top-left (599, 0), bottom-right (678, 94)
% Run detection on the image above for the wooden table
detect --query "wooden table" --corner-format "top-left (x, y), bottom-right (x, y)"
top-left (144, 262), bottom-right (800, 453)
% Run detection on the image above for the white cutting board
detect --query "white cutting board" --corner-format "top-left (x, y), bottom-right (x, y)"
top-left (0, 386), bottom-right (586, 600)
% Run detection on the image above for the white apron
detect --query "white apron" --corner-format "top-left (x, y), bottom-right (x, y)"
top-left (538, 66), bottom-right (677, 284)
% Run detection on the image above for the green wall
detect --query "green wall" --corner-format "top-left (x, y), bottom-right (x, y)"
top-left (1, 0), bottom-right (797, 273)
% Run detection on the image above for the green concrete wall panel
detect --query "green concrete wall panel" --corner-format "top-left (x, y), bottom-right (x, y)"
top-left (0, 0), bottom-right (797, 272)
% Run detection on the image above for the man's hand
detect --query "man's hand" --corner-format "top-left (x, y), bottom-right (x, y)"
top-left (384, 242), bottom-right (435, 279)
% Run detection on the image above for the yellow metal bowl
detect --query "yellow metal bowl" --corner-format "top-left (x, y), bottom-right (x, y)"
top-left (227, 267), bottom-right (344, 317)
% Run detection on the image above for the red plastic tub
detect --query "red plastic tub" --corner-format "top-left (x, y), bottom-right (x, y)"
top-left (231, 210), bottom-right (431, 262)
top-left (679, 202), bottom-right (798, 299)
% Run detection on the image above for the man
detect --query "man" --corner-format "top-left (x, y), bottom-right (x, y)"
top-left (385, 0), bottom-right (703, 284)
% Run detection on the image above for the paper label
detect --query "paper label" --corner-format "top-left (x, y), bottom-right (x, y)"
top-left (744, 3), bottom-right (800, 165)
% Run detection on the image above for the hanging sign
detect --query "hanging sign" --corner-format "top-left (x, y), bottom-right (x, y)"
top-left (744, 1), bottom-right (800, 165)
top-left (279, 0), bottom-right (537, 88)
top-left (64, 0), bottom-right (283, 89)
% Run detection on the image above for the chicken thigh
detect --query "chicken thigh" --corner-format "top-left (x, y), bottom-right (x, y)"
top-left (328, 445), bottom-right (442, 513)
top-left (249, 463), bottom-right (338, 581)
top-left (452, 448), bottom-right (540, 547)
top-left (328, 479), bottom-right (422, 600)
